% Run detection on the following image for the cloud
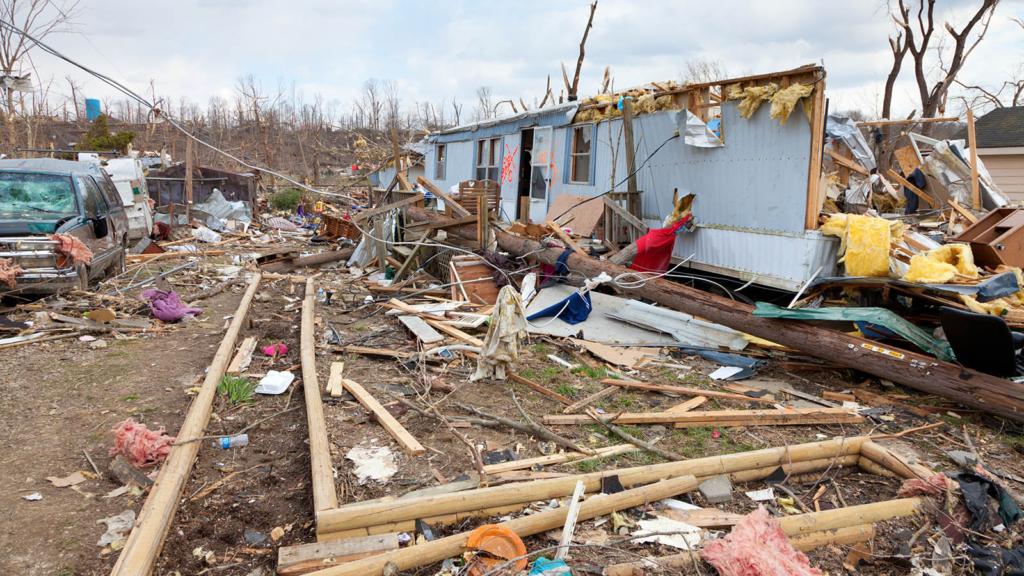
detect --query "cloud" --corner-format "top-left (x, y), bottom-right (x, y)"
top-left (13, 0), bottom-right (1023, 121)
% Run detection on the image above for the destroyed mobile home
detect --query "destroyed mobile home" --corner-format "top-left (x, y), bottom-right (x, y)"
top-left (10, 65), bottom-right (1024, 576)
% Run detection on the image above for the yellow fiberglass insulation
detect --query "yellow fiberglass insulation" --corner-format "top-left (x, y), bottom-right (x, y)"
top-left (821, 214), bottom-right (892, 277)
top-left (961, 294), bottom-right (1011, 317)
top-left (734, 83), bottom-right (779, 119)
top-left (769, 84), bottom-right (814, 125)
top-left (902, 244), bottom-right (979, 284)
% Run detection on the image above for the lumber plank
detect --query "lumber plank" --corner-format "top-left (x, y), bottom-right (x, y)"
top-left (342, 378), bottom-right (425, 456)
top-left (337, 346), bottom-right (414, 359)
top-left (663, 396), bottom-right (708, 413)
top-left (950, 197), bottom-right (979, 224)
top-left (397, 315), bottom-right (444, 344)
top-left (424, 319), bottom-right (484, 346)
top-left (602, 196), bottom-right (648, 235)
top-left (824, 148), bottom-right (868, 176)
top-left (109, 274), bottom-right (263, 576)
top-left (278, 534), bottom-right (400, 576)
top-left (540, 407), bottom-right (862, 426)
top-left (545, 220), bottom-right (588, 256)
top-left (416, 176), bottom-right (471, 217)
top-left (302, 278), bottom-right (341, 519)
top-left (822, 391), bottom-right (855, 402)
top-left (563, 386), bottom-right (617, 414)
top-left (354, 194), bottom-right (425, 223)
top-left (600, 379), bottom-right (776, 403)
top-left (315, 436), bottom-right (868, 536)
top-left (226, 336), bottom-right (257, 374)
top-left (967, 108), bottom-right (981, 209)
top-left (887, 170), bottom-right (938, 208)
top-left (482, 444), bottom-right (638, 474)
top-left (508, 373), bottom-right (573, 405)
top-left (327, 362), bottom-right (345, 398)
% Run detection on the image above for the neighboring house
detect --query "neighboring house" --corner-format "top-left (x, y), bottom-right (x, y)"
top-left (422, 65), bottom-right (837, 291)
top-left (968, 106), bottom-right (1024, 204)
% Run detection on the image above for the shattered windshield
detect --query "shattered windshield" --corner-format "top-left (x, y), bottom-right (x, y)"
top-left (0, 172), bottom-right (78, 220)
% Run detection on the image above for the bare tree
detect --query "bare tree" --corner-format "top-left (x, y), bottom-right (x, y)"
top-left (566, 0), bottom-right (597, 101)
top-left (236, 74), bottom-right (275, 185)
top-left (382, 79), bottom-right (401, 133)
top-left (952, 17), bottom-right (1024, 111)
top-left (475, 86), bottom-right (493, 121)
top-left (0, 0), bottom-right (80, 154)
top-left (680, 57), bottom-right (729, 84)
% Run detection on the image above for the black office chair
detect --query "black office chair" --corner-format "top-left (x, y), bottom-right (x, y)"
top-left (939, 306), bottom-right (1024, 378)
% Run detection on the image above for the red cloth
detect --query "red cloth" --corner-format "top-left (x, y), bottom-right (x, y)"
top-left (629, 215), bottom-right (690, 274)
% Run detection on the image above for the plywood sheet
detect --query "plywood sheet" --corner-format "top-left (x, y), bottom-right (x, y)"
top-left (544, 193), bottom-right (605, 237)
top-left (894, 145), bottom-right (922, 175)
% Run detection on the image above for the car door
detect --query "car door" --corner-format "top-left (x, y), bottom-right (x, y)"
top-left (75, 175), bottom-right (115, 271)
top-left (94, 173), bottom-right (128, 244)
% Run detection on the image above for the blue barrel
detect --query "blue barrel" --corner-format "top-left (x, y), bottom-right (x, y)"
top-left (85, 98), bottom-right (101, 121)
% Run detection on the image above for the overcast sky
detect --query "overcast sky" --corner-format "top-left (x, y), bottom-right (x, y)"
top-left (12, 0), bottom-right (1024, 122)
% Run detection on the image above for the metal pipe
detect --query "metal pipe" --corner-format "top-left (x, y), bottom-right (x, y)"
top-left (109, 262), bottom-right (195, 294)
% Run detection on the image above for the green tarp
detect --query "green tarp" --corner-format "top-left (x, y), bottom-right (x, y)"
top-left (753, 302), bottom-right (955, 362)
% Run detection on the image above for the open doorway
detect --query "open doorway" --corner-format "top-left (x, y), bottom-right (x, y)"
top-left (516, 128), bottom-right (533, 220)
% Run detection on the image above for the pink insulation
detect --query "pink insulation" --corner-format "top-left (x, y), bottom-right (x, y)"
top-left (702, 506), bottom-right (822, 576)
top-left (108, 418), bottom-right (176, 468)
top-left (897, 472), bottom-right (957, 499)
top-left (0, 258), bottom-right (24, 288)
top-left (51, 233), bottom-right (93, 265)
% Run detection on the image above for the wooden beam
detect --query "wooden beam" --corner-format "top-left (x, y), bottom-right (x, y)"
top-left (805, 82), bottom-right (826, 230)
top-left (541, 407), bottom-right (862, 426)
top-left (519, 196), bottom-right (530, 224)
top-left (416, 176), bottom-right (471, 217)
top-left (622, 98), bottom-right (638, 197)
top-left (824, 148), bottom-right (869, 176)
top-left (396, 172), bottom-right (412, 192)
top-left (392, 230), bottom-right (432, 282)
top-left (110, 274), bottom-right (263, 576)
top-left (302, 278), bottom-right (341, 519)
top-left (508, 373), bottom-right (573, 405)
top-left (327, 362), bottom-right (345, 397)
top-left (477, 195), bottom-right (489, 249)
top-left (664, 396), bottom-right (708, 413)
top-left (342, 378), bottom-right (425, 456)
top-left (950, 197), bottom-right (979, 224)
top-left (337, 346), bottom-right (414, 359)
top-left (354, 194), bottom-right (425, 223)
top-left (856, 117), bottom-right (959, 127)
top-left (545, 220), bottom-right (587, 256)
top-left (600, 379), bottom-right (776, 403)
top-left (424, 319), bottom-right (484, 346)
top-left (602, 195), bottom-right (648, 235)
top-left (887, 170), bottom-right (938, 208)
top-left (967, 109), bottom-right (981, 209)
top-left (307, 475), bottom-right (699, 576)
top-left (278, 534), bottom-right (400, 576)
top-left (408, 214), bottom-right (479, 232)
top-left (562, 385), bottom-right (618, 413)
top-left (482, 443), bottom-right (638, 474)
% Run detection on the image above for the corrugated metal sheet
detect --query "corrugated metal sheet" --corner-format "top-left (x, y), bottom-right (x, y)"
top-left (428, 103), bottom-right (579, 144)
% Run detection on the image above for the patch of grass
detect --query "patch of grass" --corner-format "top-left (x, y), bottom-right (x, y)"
top-left (555, 383), bottom-right (577, 398)
top-left (574, 458), bottom-right (603, 472)
top-left (571, 365), bottom-right (610, 380)
top-left (117, 395), bottom-right (139, 402)
top-left (218, 374), bottom-right (257, 405)
top-left (618, 393), bottom-right (638, 408)
top-left (270, 188), bottom-right (303, 212)
top-left (679, 372), bottom-right (710, 385)
top-left (354, 324), bottom-right (368, 331)
top-left (530, 343), bottom-right (551, 356)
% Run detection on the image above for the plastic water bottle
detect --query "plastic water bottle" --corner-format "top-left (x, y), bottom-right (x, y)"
top-left (212, 434), bottom-right (248, 449)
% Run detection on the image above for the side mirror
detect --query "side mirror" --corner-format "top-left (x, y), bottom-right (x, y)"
top-left (92, 216), bottom-right (109, 238)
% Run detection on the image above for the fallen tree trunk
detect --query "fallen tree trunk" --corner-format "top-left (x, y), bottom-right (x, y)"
top-left (261, 247), bottom-right (354, 273)
top-left (406, 207), bottom-right (1024, 424)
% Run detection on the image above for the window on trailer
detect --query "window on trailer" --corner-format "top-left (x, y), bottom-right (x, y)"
top-left (475, 138), bottom-right (501, 182)
top-left (436, 144), bottom-right (446, 180)
top-left (570, 125), bottom-right (593, 184)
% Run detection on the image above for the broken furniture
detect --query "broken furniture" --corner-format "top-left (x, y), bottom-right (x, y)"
top-left (953, 207), bottom-right (1024, 269)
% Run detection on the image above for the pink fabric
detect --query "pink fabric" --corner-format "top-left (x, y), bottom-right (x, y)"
top-left (629, 215), bottom-right (690, 274)
top-left (263, 343), bottom-right (288, 356)
top-left (51, 233), bottom-right (93, 265)
top-left (109, 419), bottom-right (176, 468)
top-left (139, 289), bottom-right (203, 321)
top-left (265, 216), bottom-right (299, 232)
top-left (0, 258), bottom-right (23, 288)
top-left (897, 473), bottom-right (957, 499)
top-left (702, 506), bottom-right (821, 576)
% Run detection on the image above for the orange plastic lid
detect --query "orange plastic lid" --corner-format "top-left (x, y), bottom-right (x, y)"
top-left (464, 524), bottom-right (528, 575)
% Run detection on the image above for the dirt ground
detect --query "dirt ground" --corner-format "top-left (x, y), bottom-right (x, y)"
top-left (4, 264), bottom-right (1024, 576)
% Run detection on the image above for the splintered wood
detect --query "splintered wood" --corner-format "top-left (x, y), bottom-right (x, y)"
top-left (342, 378), bottom-right (425, 455)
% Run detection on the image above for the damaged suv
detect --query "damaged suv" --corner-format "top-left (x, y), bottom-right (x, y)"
top-left (0, 158), bottom-right (130, 295)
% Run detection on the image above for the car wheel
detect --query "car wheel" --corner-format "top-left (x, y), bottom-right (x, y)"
top-left (75, 263), bottom-right (89, 291)
top-left (106, 247), bottom-right (126, 278)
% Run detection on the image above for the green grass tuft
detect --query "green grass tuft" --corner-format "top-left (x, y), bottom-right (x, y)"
top-left (218, 374), bottom-right (257, 405)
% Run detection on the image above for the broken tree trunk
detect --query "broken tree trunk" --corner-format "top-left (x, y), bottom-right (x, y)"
top-left (110, 274), bottom-right (263, 576)
top-left (405, 207), bottom-right (1024, 424)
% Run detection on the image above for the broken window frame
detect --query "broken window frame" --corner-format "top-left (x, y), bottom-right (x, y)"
top-left (475, 137), bottom-right (501, 182)
top-left (531, 127), bottom-right (554, 202)
top-left (435, 144), bottom-right (446, 180)
top-left (569, 124), bottom-right (593, 185)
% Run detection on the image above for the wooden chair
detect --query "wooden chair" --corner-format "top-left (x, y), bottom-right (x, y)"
top-left (456, 179), bottom-right (501, 217)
